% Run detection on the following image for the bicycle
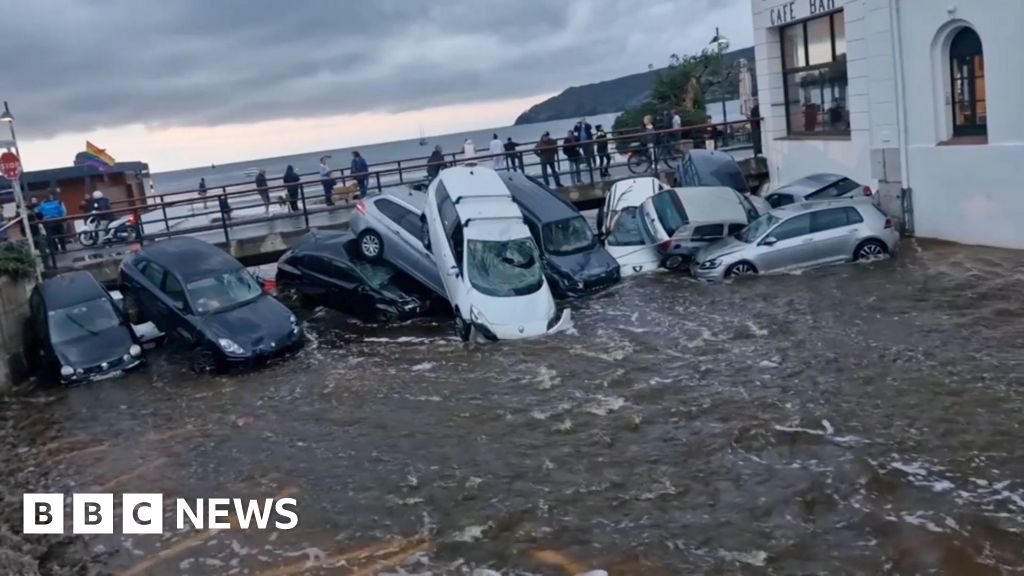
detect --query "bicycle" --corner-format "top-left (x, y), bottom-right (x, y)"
top-left (626, 140), bottom-right (685, 175)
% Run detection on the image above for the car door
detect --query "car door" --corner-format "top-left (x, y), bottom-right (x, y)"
top-left (137, 260), bottom-right (170, 328)
top-left (299, 255), bottom-right (339, 301)
top-left (160, 271), bottom-right (197, 342)
top-left (428, 184), bottom-right (463, 306)
top-left (374, 199), bottom-right (417, 263)
top-left (808, 207), bottom-right (859, 265)
top-left (379, 199), bottom-right (445, 296)
top-left (755, 213), bottom-right (814, 273)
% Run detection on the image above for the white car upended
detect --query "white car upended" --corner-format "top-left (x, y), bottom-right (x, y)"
top-left (599, 177), bottom-right (669, 277)
top-left (423, 166), bottom-right (571, 341)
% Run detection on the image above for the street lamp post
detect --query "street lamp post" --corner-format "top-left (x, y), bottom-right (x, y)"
top-left (709, 27), bottom-right (731, 126)
top-left (1, 101), bottom-right (42, 282)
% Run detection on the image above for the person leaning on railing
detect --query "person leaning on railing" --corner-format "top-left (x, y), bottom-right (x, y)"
top-left (427, 145), bottom-right (445, 181)
top-left (283, 165), bottom-right (302, 212)
top-left (534, 132), bottom-right (563, 188)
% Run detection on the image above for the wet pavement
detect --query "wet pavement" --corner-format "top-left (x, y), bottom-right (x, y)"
top-left (5, 238), bottom-right (1024, 575)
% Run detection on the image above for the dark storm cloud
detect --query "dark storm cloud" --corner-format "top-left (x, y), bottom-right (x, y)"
top-left (2, 0), bottom-right (749, 139)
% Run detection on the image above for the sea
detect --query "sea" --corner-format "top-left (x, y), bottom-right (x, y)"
top-left (150, 112), bottom-right (622, 196)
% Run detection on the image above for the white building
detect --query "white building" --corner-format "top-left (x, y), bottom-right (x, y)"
top-left (751, 0), bottom-right (1024, 249)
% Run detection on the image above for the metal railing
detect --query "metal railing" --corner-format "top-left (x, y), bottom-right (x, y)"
top-left (29, 118), bottom-right (760, 271)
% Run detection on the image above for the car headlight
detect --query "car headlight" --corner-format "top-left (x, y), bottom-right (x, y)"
top-left (129, 344), bottom-right (142, 358)
top-left (60, 366), bottom-right (74, 378)
top-left (699, 258), bottom-right (723, 270)
top-left (290, 315), bottom-right (301, 335)
top-left (217, 338), bottom-right (245, 355)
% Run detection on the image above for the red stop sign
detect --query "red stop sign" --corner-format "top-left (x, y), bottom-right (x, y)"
top-left (0, 151), bottom-right (20, 180)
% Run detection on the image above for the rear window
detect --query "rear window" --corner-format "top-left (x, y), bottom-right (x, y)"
top-left (651, 191), bottom-right (688, 237)
top-left (768, 194), bottom-right (795, 208)
top-left (807, 178), bottom-right (861, 200)
top-left (678, 154), bottom-right (750, 194)
top-left (691, 224), bottom-right (725, 241)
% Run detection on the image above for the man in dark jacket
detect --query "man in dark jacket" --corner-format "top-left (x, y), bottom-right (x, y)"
top-left (533, 132), bottom-right (562, 188)
top-left (427, 145), bottom-right (445, 181)
top-left (350, 151), bottom-right (369, 198)
top-left (574, 117), bottom-right (594, 172)
top-left (595, 125), bottom-right (611, 177)
top-left (562, 131), bottom-right (582, 185)
top-left (283, 165), bottom-right (301, 211)
top-left (503, 138), bottom-right (523, 172)
top-left (255, 168), bottom-right (270, 212)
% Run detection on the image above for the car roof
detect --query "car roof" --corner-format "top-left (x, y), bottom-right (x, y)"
top-left (291, 230), bottom-right (357, 260)
top-left (770, 197), bottom-right (872, 217)
top-left (678, 150), bottom-right (750, 193)
top-left (503, 172), bottom-right (579, 223)
top-left (669, 186), bottom-right (747, 222)
top-left (773, 173), bottom-right (845, 197)
top-left (39, 271), bottom-right (108, 309)
top-left (438, 166), bottom-right (526, 230)
top-left (374, 188), bottom-right (424, 213)
top-left (139, 237), bottom-right (242, 281)
top-left (609, 177), bottom-right (667, 209)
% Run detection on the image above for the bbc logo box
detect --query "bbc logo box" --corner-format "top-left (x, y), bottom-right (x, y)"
top-left (24, 493), bottom-right (164, 535)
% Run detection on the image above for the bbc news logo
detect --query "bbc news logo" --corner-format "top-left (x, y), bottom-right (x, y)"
top-left (23, 494), bottom-right (298, 535)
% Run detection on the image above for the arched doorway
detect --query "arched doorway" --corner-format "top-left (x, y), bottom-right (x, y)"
top-left (949, 27), bottom-right (986, 137)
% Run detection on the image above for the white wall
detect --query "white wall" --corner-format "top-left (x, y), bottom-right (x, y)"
top-left (898, 0), bottom-right (1024, 248)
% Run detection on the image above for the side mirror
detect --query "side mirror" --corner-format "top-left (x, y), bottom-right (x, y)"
top-left (447, 265), bottom-right (460, 279)
top-left (760, 236), bottom-right (778, 246)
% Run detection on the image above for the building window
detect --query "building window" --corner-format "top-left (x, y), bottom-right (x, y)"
top-left (949, 28), bottom-right (986, 137)
top-left (780, 11), bottom-right (848, 137)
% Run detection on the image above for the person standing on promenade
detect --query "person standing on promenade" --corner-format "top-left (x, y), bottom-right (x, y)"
top-left (350, 151), bottom-right (369, 198)
top-left (489, 134), bottom-right (504, 171)
top-left (198, 177), bottom-right (209, 209)
top-left (37, 190), bottom-right (67, 253)
top-left (534, 132), bottom-right (562, 188)
top-left (255, 168), bottom-right (270, 213)
top-left (575, 117), bottom-right (594, 172)
top-left (319, 156), bottom-right (336, 206)
top-left (283, 165), bottom-right (302, 212)
top-left (562, 130), bottom-right (582, 185)
top-left (595, 125), bottom-right (612, 177)
top-left (217, 189), bottom-right (232, 222)
top-left (427, 145), bottom-right (445, 181)
top-left (504, 137), bottom-right (523, 172)
top-left (462, 138), bottom-right (476, 161)
top-left (671, 109), bottom-right (682, 136)
top-left (749, 98), bottom-right (762, 156)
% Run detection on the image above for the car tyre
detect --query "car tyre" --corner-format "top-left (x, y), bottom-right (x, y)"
top-left (725, 261), bottom-right (758, 278)
top-left (855, 239), bottom-right (888, 261)
top-left (358, 230), bottom-right (383, 261)
top-left (190, 345), bottom-right (219, 374)
top-left (123, 291), bottom-right (144, 324)
top-left (663, 255), bottom-right (685, 270)
top-left (453, 308), bottom-right (471, 342)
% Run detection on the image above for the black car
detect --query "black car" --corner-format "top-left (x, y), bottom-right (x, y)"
top-left (676, 149), bottom-right (751, 195)
top-left (276, 230), bottom-right (435, 322)
top-left (119, 237), bottom-right (303, 373)
top-left (503, 172), bottom-right (620, 298)
top-left (27, 271), bottom-right (143, 384)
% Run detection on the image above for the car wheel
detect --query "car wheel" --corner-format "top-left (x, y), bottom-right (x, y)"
top-left (855, 239), bottom-right (888, 261)
top-left (123, 291), bottom-right (144, 324)
top-left (725, 262), bottom-right (758, 278)
top-left (190, 346), bottom-right (219, 374)
top-left (358, 230), bottom-right (383, 261)
top-left (663, 255), bottom-right (685, 270)
top-left (453, 309), bottom-right (471, 342)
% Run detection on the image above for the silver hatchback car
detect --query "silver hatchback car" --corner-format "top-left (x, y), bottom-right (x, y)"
top-left (691, 199), bottom-right (898, 280)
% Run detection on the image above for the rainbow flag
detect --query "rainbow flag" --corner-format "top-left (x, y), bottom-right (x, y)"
top-left (75, 141), bottom-right (116, 171)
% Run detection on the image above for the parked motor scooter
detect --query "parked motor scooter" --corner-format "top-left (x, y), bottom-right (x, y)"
top-left (78, 213), bottom-right (139, 246)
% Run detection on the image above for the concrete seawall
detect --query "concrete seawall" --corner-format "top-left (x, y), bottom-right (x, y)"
top-left (0, 276), bottom-right (33, 391)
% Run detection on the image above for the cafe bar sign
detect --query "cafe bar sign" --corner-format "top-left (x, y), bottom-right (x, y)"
top-left (769, 0), bottom-right (837, 26)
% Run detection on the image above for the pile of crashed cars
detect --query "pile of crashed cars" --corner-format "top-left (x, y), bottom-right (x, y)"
top-left (25, 150), bottom-right (898, 384)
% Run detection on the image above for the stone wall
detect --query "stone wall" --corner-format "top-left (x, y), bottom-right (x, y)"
top-left (0, 275), bottom-right (33, 392)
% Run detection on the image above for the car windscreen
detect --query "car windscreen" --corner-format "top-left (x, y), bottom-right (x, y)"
top-left (349, 257), bottom-right (397, 290)
top-left (736, 213), bottom-right (779, 243)
top-left (606, 207), bottom-right (646, 247)
top-left (186, 269), bottom-right (263, 315)
top-left (651, 191), bottom-right (688, 237)
top-left (542, 216), bottom-right (595, 256)
top-left (48, 298), bottom-right (122, 344)
top-left (807, 177), bottom-right (861, 200)
top-left (467, 238), bottom-right (544, 297)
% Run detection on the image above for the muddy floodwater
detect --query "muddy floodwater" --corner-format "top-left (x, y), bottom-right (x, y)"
top-left (4, 239), bottom-right (1024, 575)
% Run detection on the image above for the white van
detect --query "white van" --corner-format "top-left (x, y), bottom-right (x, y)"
top-left (424, 166), bottom-right (571, 341)
top-left (598, 177), bottom-right (669, 277)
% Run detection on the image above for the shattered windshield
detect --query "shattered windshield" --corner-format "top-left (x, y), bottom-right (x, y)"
top-left (350, 258), bottom-right (397, 290)
top-left (48, 298), bottom-right (122, 344)
top-left (186, 269), bottom-right (263, 314)
top-left (466, 238), bottom-right (543, 297)
top-left (542, 216), bottom-right (595, 256)
top-left (736, 213), bottom-right (779, 243)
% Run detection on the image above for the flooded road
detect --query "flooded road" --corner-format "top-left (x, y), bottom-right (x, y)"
top-left (5, 239), bottom-right (1024, 575)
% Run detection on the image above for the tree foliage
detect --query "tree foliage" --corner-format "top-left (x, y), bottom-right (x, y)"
top-left (0, 240), bottom-right (36, 281)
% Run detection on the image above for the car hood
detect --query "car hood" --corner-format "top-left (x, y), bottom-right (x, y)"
top-left (55, 326), bottom-right (134, 369)
top-left (377, 285), bottom-right (428, 311)
top-left (200, 295), bottom-right (295, 351)
top-left (472, 288), bottom-right (556, 330)
top-left (696, 236), bottom-right (750, 262)
top-left (546, 247), bottom-right (619, 281)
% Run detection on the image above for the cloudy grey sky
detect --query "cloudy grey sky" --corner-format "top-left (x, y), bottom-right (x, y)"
top-left (5, 0), bottom-right (751, 169)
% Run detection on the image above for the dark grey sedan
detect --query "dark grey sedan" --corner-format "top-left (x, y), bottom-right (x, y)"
top-left (349, 192), bottom-right (446, 299)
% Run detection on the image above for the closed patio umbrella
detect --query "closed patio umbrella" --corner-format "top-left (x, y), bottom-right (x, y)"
top-left (738, 59), bottom-right (755, 117)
